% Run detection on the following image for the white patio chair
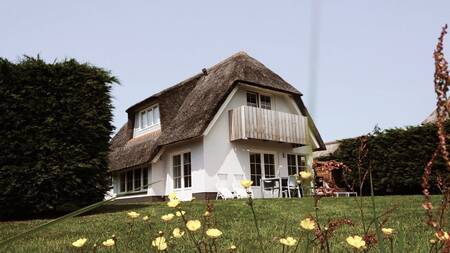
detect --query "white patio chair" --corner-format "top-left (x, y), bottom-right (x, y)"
top-left (216, 187), bottom-right (236, 200)
top-left (282, 175), bottom-right (301, 198)
top-left (233, 185), bottom-right (253, 199)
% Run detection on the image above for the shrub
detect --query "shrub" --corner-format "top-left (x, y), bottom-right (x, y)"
top-left (322, 122), bottom-right (449, 195)
top-left (0, 56), bottom-right (118, 219)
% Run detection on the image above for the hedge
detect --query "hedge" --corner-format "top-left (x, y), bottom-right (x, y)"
top-left (322, 123), bottom-right (449, 195)
top-left (0, 56), bottom-right (118, 219)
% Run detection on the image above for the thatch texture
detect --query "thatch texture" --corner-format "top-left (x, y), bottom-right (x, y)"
top-left (109, 52), bottom-right (325, 172)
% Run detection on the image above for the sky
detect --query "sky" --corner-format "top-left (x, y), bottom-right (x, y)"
top-left (1, 1), bottom-right (449, 142)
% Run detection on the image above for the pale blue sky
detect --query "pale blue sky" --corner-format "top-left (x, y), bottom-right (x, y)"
top-left (1, 1), bottom-right (449, 142)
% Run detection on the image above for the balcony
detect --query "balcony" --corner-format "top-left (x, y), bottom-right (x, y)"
top-left (228, 105), bottom-right (308, 145)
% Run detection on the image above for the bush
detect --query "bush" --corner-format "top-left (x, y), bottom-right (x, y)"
top-left (322, 123), bottom-right (449, 195)
top-left (0, 56), bottom-right (118, 219)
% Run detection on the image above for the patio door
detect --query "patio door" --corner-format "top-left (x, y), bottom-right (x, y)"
top-left (249, 152), bottom-right (276, 187)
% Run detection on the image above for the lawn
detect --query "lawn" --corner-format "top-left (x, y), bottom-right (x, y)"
top-left (0, 195), bottom-right (441, 253)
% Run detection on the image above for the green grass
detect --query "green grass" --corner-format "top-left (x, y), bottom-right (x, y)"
top-left (0, 195), bottom-right (443, 253)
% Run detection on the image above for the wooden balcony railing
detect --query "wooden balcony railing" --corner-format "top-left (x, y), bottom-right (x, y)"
top-left (228, 105), bottom-right (308, 145)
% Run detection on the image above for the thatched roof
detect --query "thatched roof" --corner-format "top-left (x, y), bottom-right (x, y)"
top-left (422, 100), bottom-right (449, 125)
top-left (109, 52), bottom-right (325, 172)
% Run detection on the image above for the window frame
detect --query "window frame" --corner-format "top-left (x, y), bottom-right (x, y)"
top-left (137, 104), bottom-right (160, 131)
top-left (172, 151), bottom-right (192, 190)
top-left (249, 152), bottom-right (277, 186)
top-left (287, 154), bottom-right (307, 176)
top-left (246, 91), bottom-right (272, 110)
top-left (118, 167), bottom-right (150, 194)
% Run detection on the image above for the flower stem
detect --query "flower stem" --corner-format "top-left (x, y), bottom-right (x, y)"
top-left (249, 199), bottom-right (266, 253)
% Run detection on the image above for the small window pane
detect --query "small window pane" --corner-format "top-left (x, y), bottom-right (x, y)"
top-left (143, 167), bottom-right (148, 189)
top-left (134, 169), bottom-right (141, 191)
top-left (147, 108), bottom-right (154, 126)
top-left (250, 153), bottom-right (261, 186)
top-left (126, 170), bottom-right (133, 192)
top-left (287, 154), bottom-right (297, 175)
top-left (247, 92), bottom-right (259, 107)
top-left (154, 106), bottom-right (160, 124)
top-left (264, 154), bottom-right (275, 178)
top-left (183, 153), bottom-right (192, 188)
top-left (173, 155), bottom-right (182, 189)
top-left (260, 95), bottom-right (271, 110)
top-left (120, 172), bottom-right (126, 192)
top-left (140, 111), bottom-right (146, 128)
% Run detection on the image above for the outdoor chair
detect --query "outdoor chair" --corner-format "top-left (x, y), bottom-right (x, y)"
top-left (281, 175), bottom-right (301, 198)
top-left (261, 178), bottom-right (281, 198)
top-left (216, 187), bottom-right (236, 200)
top-left (233, 185), bottom-right (253, 199)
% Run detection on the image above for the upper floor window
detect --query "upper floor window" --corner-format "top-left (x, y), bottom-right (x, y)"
top-left (138, 104), bottom-right (160, 130)
top-left (246, 92), bottom-right (272, 110)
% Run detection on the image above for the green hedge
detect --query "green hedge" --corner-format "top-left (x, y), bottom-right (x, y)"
top-left (0, 57), bottom-right (118, 219)
top-left (322, 123), bottom-right (449, 195)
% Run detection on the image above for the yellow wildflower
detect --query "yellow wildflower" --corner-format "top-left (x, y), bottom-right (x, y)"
top-left (152, 236), bottom-right (168, 251)
top-left (186, 220), bottom-right (202, 231)
top-left (167, 199), bottom-right (181, 208)
top-left (102, 239), bottom-right (115, 247)
top-left (382, 228), bottom-right (394, 236)
top-left (168, 192), bottom-right (178, 201)
top-left (299, 171), bottom-right (312, 181)
top-left (229, 244), bottom-right (237, 250)
top-left (300, 218), bottom-right (316, 230)
top-left (206, 228), bottom-right (223, 238)
top-left (203, 211), bottom-right (210, 217)
top-left (161, 213), bottom-right (175, 222)
top-left (176, 210), bottom-right (186, 217)
top-left (173, 228), bottom-right (185, 238)
top-left (430, 239), bottom-right (437, 244)
top-left (346, 236), bottom-right (366, 249)
top-left (240, 179), bottom-right (253, 189)
top-left (279, 237), bottom-right (297, 247)
top-left (127, 211), bottom-right (140, 219)
top-left (436, 231), bottom-right (449, 241)
top-left (142, 216), bottom-right (149, 221)
top-left (71, 238), bottom-right (87, 248)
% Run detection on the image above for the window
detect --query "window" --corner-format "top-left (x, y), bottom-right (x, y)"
top-left (260, 95), bottom-right (271, 110)
top-left (247, 92), bottom-right (259, 107)
top-left (246, 92), bottom-right (272, 110)
top-left (137, 104), bottom-right (160, 130)
top-left (118, 167), bottom-right (150, 193)
top-left (249, 153), bottom-right (276, 186)
top-left (287, 154), bottom-right (307, 175)
top-left (250, 153), bottom-right (262, 186)
top-left (264, 154), bottom-right (275, 178)
top-left (173, 152), bottom-right (192, 189)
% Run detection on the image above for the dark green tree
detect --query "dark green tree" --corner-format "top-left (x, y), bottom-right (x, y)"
top-left (0, 56), bottom-right (118, 218)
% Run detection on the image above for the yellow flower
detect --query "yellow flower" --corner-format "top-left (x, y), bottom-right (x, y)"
top-left (186, 220), bottom-right (202, 231)
top-left (346, 236), bottom-right (366, 249)
top-left (167, 199), bottom-right (181, 208)
top-left (229, 244), bottom-right (237, 250)
top-left (173, 228), bottom-right (185, 238)
top-left (176, 210), bottom-right (186, 217)
top-left (430, 239), bottom-right (437, 244)
top-left (300, 218), bottom-right (316, 230)
top-left (436, 231), bottom-right (449, 241)
top-left (168, 192), bottom-right (178, 201)
top-left (161, 213), bottom-right (175, 222)
top-left (382, 228), bottom-right (394, 236)
top-left (299, 171), bottom-right (312, 181)
top-left (206, 228), bottom-right (223, 238)
top-left (102, 239), bottom-right (115, 247)
top-left (203, 211), bottom-right (210, 217)
top-left (279, 237), bottom-right (297, 247)
top-left (142, 216), bottom-right (149, 221)
top-left (240, 179), bottom-right (253, 189)
top-left (127, 211), bottom-right (140, 219)
top-left (72, 238), bottom-right (87, 248)
top-left (152, 236), bottom-right (168, 251)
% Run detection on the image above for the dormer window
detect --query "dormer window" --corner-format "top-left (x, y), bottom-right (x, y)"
top-left (247, 92), bottom-right (272, 110)
top-left (133, 104), bottom-right (160, 137)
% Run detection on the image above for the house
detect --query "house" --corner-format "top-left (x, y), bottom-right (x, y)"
top-left (108, 52), bottom-right (326, 201)
top-left (422, 100), bottom-right (449, 125)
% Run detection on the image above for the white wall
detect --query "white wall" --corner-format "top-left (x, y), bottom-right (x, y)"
top-left (203, 84), bottom-right (315, 198)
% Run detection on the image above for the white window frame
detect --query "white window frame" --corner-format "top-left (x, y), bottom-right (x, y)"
top-left (246, 91), bottom-right (272, 110)
top-left (249, 151), bottom-right (277, 186)
top-left (118, 167), bottom-right (149, 193)
top-left (172, 151), bottom-right (192, 190)
top-left (287, 154), bottom-right (307, 175)
top-left (137, 104), bottom-right (160, 131)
